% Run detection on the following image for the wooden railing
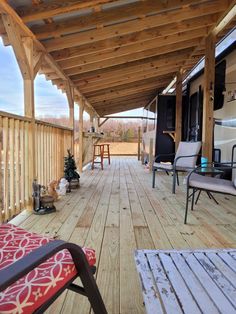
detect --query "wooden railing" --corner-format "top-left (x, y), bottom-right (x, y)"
top-left (35, 121), bottom-right (73, 186)
top-left (0, 111), bottom-right (73, 223)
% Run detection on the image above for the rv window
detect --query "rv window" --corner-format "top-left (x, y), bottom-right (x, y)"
top-left (214, 60), bottom-right (226, 110)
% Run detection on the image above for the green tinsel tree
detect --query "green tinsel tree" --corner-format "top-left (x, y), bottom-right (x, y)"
top-left (64, 149), bottom-right (80, 183)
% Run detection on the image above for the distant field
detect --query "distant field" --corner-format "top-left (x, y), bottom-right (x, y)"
top-left (101, 142), bottom-right (138, 155)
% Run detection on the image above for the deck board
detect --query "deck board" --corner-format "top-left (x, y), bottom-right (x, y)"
top-left (10, 157), bottom-right (236, 314)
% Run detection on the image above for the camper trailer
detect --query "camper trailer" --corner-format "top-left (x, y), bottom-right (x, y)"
top-left (187, 41), bottom-right (236, 163)
top-left (142, 41), bottom-right (236, 165)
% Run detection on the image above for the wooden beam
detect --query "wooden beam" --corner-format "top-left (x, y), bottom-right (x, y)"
top-left (77, 66), bottom-right (185, 93)
top-left (175, 70), bottom-right (183, 150)
top-left (43, 1), bottom-right (227, 52)
top-left (88, 81), bottom-right (168, 103)
top-left (69, 48), bottom-right (192, 80)
top-left (99, 118), bottom-right (108, 127)
top-left (31, 0), bottom-right (205, 39)
top-left (181, 0), bottom-right (236, 73)
top-left (87, 76), bottom-right (171, 97)
top-left (17, 0), bottom-right (116, 23)
top-left (94, 95), bottom-right (153, 109)
top-left (33, 51), bottom-right (44, 78)
top-left (63, 36), bottom-right (202, 76)
top-left (213, 1), bottom-right (236, 35)
top-left (51, 14), bottom-right (220, 61)
top-left (58, 34), bottom-right (205, 71)
top-left (2, 14), bottom-right (31, 79)
top-left (202, 33), bottom-right (215, 162)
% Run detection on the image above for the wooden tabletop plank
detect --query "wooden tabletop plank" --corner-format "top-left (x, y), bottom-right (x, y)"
top-left (147, 253), bottom-right (183, 314)
top-left (218, 252), bottom-right (236, 272)
top-left (135, 251), bottom-right (164, 314)
top-left (206, 252), bottom-right (236, 288)
top-left (183, 252), bottom-right (236, 314)
top-left (158, 252), bottom-right (202, 314)
top-left (194, 252), bottom-right (236, 308)
top-left (170, 252), bottom-right (220, 314)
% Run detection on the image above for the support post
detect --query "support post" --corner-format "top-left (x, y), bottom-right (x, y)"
top-left (90, 113), bottom-right (94, 131)
top-left (23, 38), bottom-right (36, 209)
top-left (175, 70), bottom-right (183, 151)
top-left (202, 33), bottom-right (215, 162)
top-left (79, 100), bottom-right (84, 173)
top-left (138, 126), bottom-right (141, 160)
top-left (94, 117), bottom-right (99, 132)
top-left (65, 82), bottom-right (75, 154)
top-left (149, 138), bottom-right (153, 172)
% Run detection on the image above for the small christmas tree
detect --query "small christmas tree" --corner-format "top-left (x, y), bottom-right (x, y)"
top-left (64, 150), bottom-right (80, 190)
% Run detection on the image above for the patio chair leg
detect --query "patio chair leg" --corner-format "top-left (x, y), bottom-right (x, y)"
top-left (152, 169), bottom-right (156, 188)
top-left (172, 170), bottom-right (176, 194)
top-left (176, 171), bottom-right (179, 186)
top-left (195, 190), bottom-right (201, 205)
top-left (191, 188), bottom-right (196, 211)
top-left (184, 187), bottom-right (190, 224)
top-left (79, 266), bottom-right (107, 314)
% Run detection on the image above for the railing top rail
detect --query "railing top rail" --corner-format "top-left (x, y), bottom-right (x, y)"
top-left (35, 119), bottom-right (73, 131)
top-left (0, 111), bottom-right (73, 131)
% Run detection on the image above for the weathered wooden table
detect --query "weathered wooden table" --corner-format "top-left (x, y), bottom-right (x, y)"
top-left (135, 249), bottom-right (236, 314)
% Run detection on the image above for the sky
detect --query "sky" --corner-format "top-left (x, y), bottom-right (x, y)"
top-left (0, 37), bottom-right (71, 119)
top-left (0, 36), bottom-right (143, 120)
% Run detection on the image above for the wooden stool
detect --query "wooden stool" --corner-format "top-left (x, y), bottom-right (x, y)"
top-left (92, 144), bottom-right (104, 170)
top-left (102, 144), bottom-right (111, 165)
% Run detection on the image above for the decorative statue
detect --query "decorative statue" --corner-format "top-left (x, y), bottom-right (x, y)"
top-left (48, 180), bottom-right (59, 201)
top-left (58, 178), bottom-right (69, 196)
top-left (32, 179), bottom-right (56, 215)
top-left (64, 149), bottom-right (80, 191)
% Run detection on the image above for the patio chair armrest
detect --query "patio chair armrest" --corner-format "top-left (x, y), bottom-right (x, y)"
top-left (186, 161), bottom-right (236, 186)
top-left (0, 240), bottom-right (92, 292)
top-left (173, 154), bottom-right (200, 169)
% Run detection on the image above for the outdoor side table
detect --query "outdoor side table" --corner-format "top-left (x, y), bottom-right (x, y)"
top-left (135, 249), bottom-right (236, 314)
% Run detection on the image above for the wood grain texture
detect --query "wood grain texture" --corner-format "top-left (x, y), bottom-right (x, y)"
top-left (135, 249), bottom-right (236, 314)
top-left (9, 157), bottom-right (236, 313)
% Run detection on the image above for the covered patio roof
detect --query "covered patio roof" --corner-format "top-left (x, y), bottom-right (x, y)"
top-left (1, 0), bottom-right (236, 116)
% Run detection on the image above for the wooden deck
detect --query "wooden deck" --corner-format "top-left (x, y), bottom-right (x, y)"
top-left (11, 157), bottom-right (236, 314)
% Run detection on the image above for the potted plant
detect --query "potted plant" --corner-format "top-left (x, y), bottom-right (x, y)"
top-left (64, 149), bottom-right (80, 191)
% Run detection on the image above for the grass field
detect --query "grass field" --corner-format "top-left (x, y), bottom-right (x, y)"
top-left (101, 142), bottom-right (138, 155)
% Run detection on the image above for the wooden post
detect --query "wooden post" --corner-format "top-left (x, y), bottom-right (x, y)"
top-left (23, 37), bottom-right (37, 210)
top-left (175, 70), bottom-right (183, 151)
top-left (149, 138), bottom-right (153, 172)
top-left (138, 126), bottom-right (141, 160)
top-left (202, 33), bottom-right (215, 162)
top-left (65, 82), bottom-right (75, 154)
top-left (79, 99), bottom-right (84, 172)
top-left (94, 116), bottom-right (99, 132)
top-left (90, 113), bottom-right (94, 130)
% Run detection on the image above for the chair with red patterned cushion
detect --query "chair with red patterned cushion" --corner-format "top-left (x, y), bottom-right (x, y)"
top-left (0, 224), bottom-right (107, 314)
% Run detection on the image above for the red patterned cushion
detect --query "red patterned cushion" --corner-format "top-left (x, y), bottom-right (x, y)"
top-left (0, 224), bottom-right (96, 313)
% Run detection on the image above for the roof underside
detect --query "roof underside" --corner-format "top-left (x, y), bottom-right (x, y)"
top-left (1, 0), bottom-right (236, 116)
